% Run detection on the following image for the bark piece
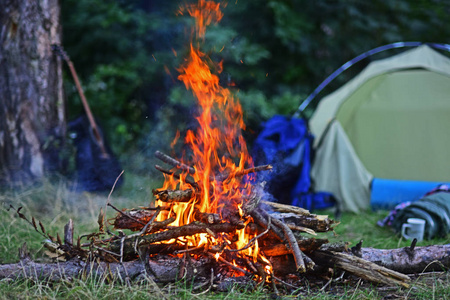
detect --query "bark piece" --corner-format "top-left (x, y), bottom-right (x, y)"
top-left (64, 219), bottom-right (74, 246)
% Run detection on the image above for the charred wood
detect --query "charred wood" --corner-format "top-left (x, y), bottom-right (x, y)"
top-left (194, 211), bottom-right (221, 224)
top-left (110, 222), bottom-right (238, 257)
top-left (260, 238), bottom-right (329, 256)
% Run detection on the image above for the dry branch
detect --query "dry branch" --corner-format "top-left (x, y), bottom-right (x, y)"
top-left (217, 164), bottom-right (273, 181)
top-left (155, 151), bottom-right (195, 174)
top-left (311, 250), bottom-right (411, 288)
top-left (261, 200), bottom-right (310, 216)
top-left (271, 212), bottom-right (336, 232)
top-left (270, 216), bottom-right (307, 272)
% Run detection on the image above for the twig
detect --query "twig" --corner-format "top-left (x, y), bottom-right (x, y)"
top-left (271, 216), bottom-right (308, 273)
top-left (273, 275), bottom-right (299, 290)
top-left (108, 203), bottom-right (147, 226)
top-left (217, 164), bottom-right (273, 181)
top-left (155, 151), bottom-right (195, 174)
top-left (250, 209), bottom-right (284, 242)
top-left (227, 216), bottom-right (271, 253)
top-left (154, 165), bottom-right (199, 189)
top-left (192, 268), bottom-right (214, 295)
top-left (103, 170), bottom-right (125, 232)
top-left (207, 252), bottom-right (251, 276)
top-left (287, 224), bottom-right (317, 236)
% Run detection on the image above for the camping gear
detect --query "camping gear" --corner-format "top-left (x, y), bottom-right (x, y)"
top-left (307, 44), bottom-right (450, 211)
top-left (53, 45), bottom-right (123, 192)
top-left (391, 191), bottom-right (450, 240)
top-left (370, 178), bottom-right (442, 210)
top-left (401, 218), bottom-right (425, 242)
top-left (68, 116), bottom-right (123, 192)
top-left (253, 115), bottom-right (335, 210)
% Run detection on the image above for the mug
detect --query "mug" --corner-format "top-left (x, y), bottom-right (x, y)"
top-left (401, 218), bottom-right (425, 242)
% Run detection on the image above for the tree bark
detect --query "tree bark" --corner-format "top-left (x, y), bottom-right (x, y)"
top-left (0, 0), bottom-right (65, 184)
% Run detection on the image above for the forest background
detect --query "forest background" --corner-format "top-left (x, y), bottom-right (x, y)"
top-left (61, 0), bottom-right (450, 173)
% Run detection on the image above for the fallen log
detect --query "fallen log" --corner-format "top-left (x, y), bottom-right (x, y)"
top-left (310, 250), bottom-right (411, 288)
top-left (0, 250), bottom-right (211, 284)
top-left (360, 244), bottom-right (450, 274)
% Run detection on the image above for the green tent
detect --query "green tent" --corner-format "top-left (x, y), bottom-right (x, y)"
top-left (309, 45), bottom-right (450, 212)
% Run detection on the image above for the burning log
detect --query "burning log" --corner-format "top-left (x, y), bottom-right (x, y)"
top-left (110, 222), bottom-right (238, 257)
top-left (152, 189), bottom-right (194, 203)
top-left (260, 238), bottom-right (329, 256)
top-left (193, 211), bottom-right (221, 224)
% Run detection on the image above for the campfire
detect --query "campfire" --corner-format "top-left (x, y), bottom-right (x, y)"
top-left (8, 0), bottom-right (450, 294)
top-left (113, 0), bottom-right (333, 281)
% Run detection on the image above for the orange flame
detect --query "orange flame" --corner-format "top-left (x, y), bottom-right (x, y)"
top-left (155, 0), bottom-right (267, 277)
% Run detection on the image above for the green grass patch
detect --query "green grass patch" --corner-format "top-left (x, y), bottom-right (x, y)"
top-left (1, 177), bottom-right (450, 299)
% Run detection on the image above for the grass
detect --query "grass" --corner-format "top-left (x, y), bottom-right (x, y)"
top-left (1, 174), bottom-right (450, 299)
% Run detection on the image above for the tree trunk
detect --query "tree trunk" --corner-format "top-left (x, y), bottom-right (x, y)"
top-left (0, 0), bottom-right (65, 184)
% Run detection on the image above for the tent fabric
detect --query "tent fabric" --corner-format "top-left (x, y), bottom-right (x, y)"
top-left (311, 120), bottom-right (373, 213)
top-left (309, 45), bottom-right (450, 182)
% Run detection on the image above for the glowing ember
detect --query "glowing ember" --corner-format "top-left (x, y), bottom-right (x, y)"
top-left (153, 0), bottom-right (271, 277)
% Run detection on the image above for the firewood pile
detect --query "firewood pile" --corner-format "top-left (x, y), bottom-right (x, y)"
top-left (4, 150), bottom-right (434, 292)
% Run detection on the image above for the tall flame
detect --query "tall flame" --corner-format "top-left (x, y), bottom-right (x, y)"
top-left (155, 0), bottom-right (269, 276)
